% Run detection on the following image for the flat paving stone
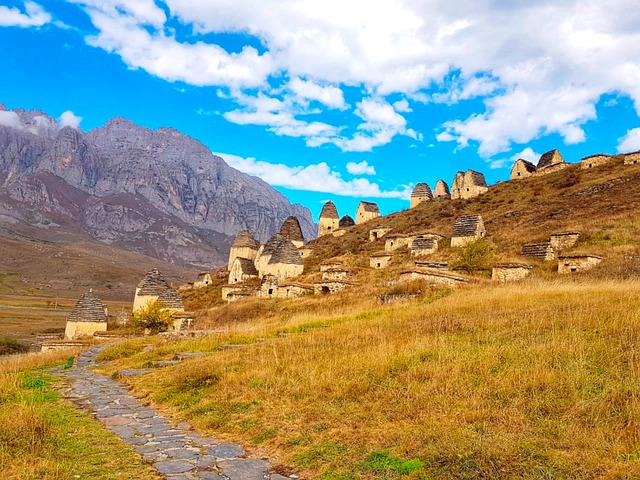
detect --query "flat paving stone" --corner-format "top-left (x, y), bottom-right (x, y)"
top-left (118, 369), bottom-right (152, 376)
top-left (55, 345), bottom-right (296, 480)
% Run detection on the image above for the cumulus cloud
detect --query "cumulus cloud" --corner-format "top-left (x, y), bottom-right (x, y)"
top-left (216, 152), bottom-right (410, 199)
top-left (346, 160), bottom-right (375, 175)
top-left (617, 128), bottom-right (640, 153)
top-left (490, 147), bottom-right (541, 170)
top-left (63, 1), bottom-right (640, 155)
top-left (0, 1), bottom-right (51, 27)
top-left (58, 110), bottom-right (82, 129)
top-left (0, 111), bottom-right (23, 129)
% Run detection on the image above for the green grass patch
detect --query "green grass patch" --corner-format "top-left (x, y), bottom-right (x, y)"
top-left (363, 450), bottom-right (425, 475)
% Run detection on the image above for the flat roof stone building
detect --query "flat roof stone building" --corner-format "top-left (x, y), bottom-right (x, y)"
top-left (558, 255), bottom-right (603, 274)
top-left (433, 179), bottom-right (451, 200)
top-left (410, 183), bottom-right (433, 208)
top-left (549, 232), bottom-right (581, 251)
top-left (65, 290), bottom-right (108, 340)
top-left (492, 264), bottom-right (532, 282)
top-left (370, 253), bottom-right (393, 269)
top-left (510, 158), bottom-right (537, 180)
top-left (318, 201), bottom-right (339, 237)
top-left (369, 226), bottom-right (393, 242)
top-left (451, 214), bottom-right (486, 247)
top-left (451, 170), bottom-right (488, 199)
top-left (228, 229), bottom-right (260, 271)
top-left (356, 201), bottom-right (381, 224)
top-left (399, 270), bottom-right (466, 287)
top-left (314, 280), bottom-right (353, 295)
top-left (278, 216), bottom-right (305, 248)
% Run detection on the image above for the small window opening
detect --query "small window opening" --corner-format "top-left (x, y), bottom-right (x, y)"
top-left (268, 288), bottom-right (273, 295)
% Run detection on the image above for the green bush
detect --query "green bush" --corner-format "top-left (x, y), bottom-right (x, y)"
top-left (453, 239), bottom-right (491, 274)
top-left (0, 337), bottom-right (29, 356)
top-left (131, 301), bottom-right (174, 333)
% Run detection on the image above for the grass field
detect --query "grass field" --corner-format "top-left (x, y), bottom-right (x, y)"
top-left (96, 277), bottom-right (640, 479)
top-left (0, 350), bottom-right (160, 480)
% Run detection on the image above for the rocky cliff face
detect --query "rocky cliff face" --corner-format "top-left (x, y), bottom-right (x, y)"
top-left (0, 105), bottom-right (316, 268)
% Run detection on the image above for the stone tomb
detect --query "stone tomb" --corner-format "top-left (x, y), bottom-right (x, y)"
top-left (356, 201), bottom-right (381, 224)
top-left (557, 255), bottom-right (603, 274)
top-left (64, 289), bottom-right (108, 340)
top-left (521, 243), bottom-right (555, 261)
top-left (492, 264), bottom-right (532, 282)
top-left (399, 269), bottom-right (466, 287)
top-left (451, 215), bottom-right (486, 247)
top-left (314, 280), bottom-right (353, 295)
top-left (549, 232), bottom-right (581, 251)
top-left (369, 226), bottom-right (393, 242)
top-left (581, 154), bottom-right (612, 169)
top-left (409, 236), bottom-right (439, 257)
top-left (370, 253), bottom-right (393, 269)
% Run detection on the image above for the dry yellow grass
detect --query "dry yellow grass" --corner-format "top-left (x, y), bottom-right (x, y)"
top-left (101, 278), bottom-right (640, 479)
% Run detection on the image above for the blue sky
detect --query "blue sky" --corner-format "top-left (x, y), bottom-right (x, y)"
top-left (1, 0), bottom-right (640, 221)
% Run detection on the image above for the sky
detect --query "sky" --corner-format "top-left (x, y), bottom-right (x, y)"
top-left (1, 0), bottom-right (640, 221)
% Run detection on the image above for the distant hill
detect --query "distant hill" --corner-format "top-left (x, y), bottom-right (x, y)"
top-left (0, 104), bottom-right (316, 269)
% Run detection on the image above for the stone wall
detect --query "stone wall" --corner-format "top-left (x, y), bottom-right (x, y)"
top-left (549, 232), bottom-right (580, 251)
top-left (521, 243), bottom-right (555, 261)
top-left (356, 202), bottom-right (381, 224)
top-left (491, 265), bottom-right (532, 282)
top-left (385, 235), bottom-right (413, 252)
top-left (558, 255), bottom-right (602, 274)
top-left (228, 245), bottom-right (258, 271)
top-left (624, 152), bottom-right (640, 165)
top-left (369, 226), bottom-right (393, 241)
top-left (399, 270), bottom-right (466, 286)
top-left (221, 285), bottom-right (255, 302)
top-left (581, 154), bottom-right (611, 169)
top-left (532, 162), bottom-right (569, 177)
top-left (451, 170), bottom-right (488, 199)
top-left (65, 321), bottom-right (107, 340)
top-left (314, 281), bottom-right (353, 295)
top-left (370, 254), bottom-right (393, 269)
top-left (260, 262), bottom-right (304, 281)
top-left (510, 159), bottom-right (536, 180)
top-left (322, 269), bottom-right (350, 280)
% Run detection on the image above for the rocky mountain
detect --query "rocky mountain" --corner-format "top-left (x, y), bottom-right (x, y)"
top-left (0, 104), bottom-right (316, 269)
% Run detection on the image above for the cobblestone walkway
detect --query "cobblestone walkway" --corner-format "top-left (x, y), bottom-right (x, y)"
top-left (57, 346), bottom-right (293, 480)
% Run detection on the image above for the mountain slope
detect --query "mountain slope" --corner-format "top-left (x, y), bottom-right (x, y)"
top-left (0, 104), bottom-right (316, 268)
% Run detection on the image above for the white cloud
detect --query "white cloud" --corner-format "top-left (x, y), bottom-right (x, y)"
top-left (288, 78), bottom-right (346, 110)
top-left (489, 147), bottom-right (541, 170)
top-left (0, 111), bottom-right (23, 129)
top-left (346, 160), bottom-right (375, 175)
top-left (65, 1), bottom-right (640, 155)
top-left (617, 128), bottom-right (640, 153)
top-left (392, 99), bottom-right (412, 112)
top-left (0, 1), bottom-right (51, 27)
top-left (216, 152), bottom-right (410, 199)
top-left (58, 110), bottom-right (82, 129)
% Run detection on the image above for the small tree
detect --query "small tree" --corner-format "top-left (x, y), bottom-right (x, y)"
top-left (131, 301), bottom-right (173, 333)
top-left (454, 239), bottom-right (491, 274)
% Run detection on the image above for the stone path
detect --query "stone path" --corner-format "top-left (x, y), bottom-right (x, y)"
top-left (57, 346), bottom-right (295, 480)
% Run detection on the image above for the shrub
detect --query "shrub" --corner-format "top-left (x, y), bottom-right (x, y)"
top-left (453, 239), bottom-right (491, 273)
top-left (131, 301), bottom-right (174, 333)
top-left (0, 337), bottom-right (29, 356)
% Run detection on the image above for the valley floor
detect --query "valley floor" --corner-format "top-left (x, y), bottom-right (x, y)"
top-left (90, 277), bottom-right (640, 479)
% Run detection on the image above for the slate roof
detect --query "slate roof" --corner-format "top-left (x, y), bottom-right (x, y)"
top-left (67, 290), bottom-right (107, 323)
top-left (262, 234), bottom-right (288, 256)
top-left (514, 158), bottom-right (537, 173)
top-left (452, 215), bottom-right (484, 237)
top-left (233, 257), bottom-right (259, 276)
top-left (359, 201), bottom-right (380, 213)
top-left (411, 183), bottom-right (433, 199)
top-left (537, 149), bottom-right (564, 169)
top-left (521, 243), bottom-right (554, 259)
top-left (411, 237), bottom-right (437, 250)
top-left (137, 268), bottom-right (184, 309)
top-left (467, 170), bottom-right (487, 187)
top-left (320, 201), bottom-right (339, 219)
top-left (493, 264), bottom-right (533, 269)
top-left (278, 216), bottom-right (304, 243)
top-left (339, 215), bottom-right (355, 228)
top-left (268, 239), bottom-right (303, 265)
top-left (231, 229), bottom-right (260, 249)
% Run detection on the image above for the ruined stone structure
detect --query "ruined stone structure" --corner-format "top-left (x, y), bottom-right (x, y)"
top-left (410, 183), bottom-right (433, 208)
top-left (339, 215), bottom-right (355, 228)
top-left (278, 216), bottom-right (305, 248)
top-left (260, 275), bottom-right (313, 298)
top-left (221, 285), bottom-right (254, 302)
top-left (451, 215), bottom-right (486, 247)
top-left (261, 239), bottom-right (304, 281)
top-left (510, 159), bottom-right (537, 179)
top-left (133, 269), bottom-right (185, 314)
top-left (623, 151), bottom-right (640, 165)
top-left (385, 234), bottom-right (413, 252)
top-left (492, 264), bottom-right (532, 282)
top-left (433, 180), bottom-right (451, 200)
top-left (356, 201), bottom-right (380, 224)
top-left (314, 280), bottom-right (353, 295)
top-left (318, 201), bottom-right (339, 237)
top-left (451, 170), bottom-right (488, 200)
top-left (319, 262), bottom-right (343, 272)
top-left (322, 268), bottom-right (351, 281)
top-left (558, 255), bottom-right (602, 274)
top-left (370, 253), bottom-right (393, 269)
top-left (581, 154), bottom-right (611, 169)
top-left (193, 273), bottom-right (213, 289)
top-left (298, 246), bottom-right (314, 259)
top-left (521, 243), bottom-right (555, 261)
top-left (64, 290), bottom-right (108, 340)
top-left (549, 232), bottom-right (581, 251)
top-left (414, 261), bottom-right (448, 270)
top-left (229, 257), bottom-right (259, 285)
top-left (228, 229), bottom-right (260, 271)
top-left (399, 270), bottom-right (466, 286)
top-left (534, 149), bottom-right (568, 176)
top-left (410, 237), bottom-right (438, 257)
top-left (369, 226), bottom-right (393, 242)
